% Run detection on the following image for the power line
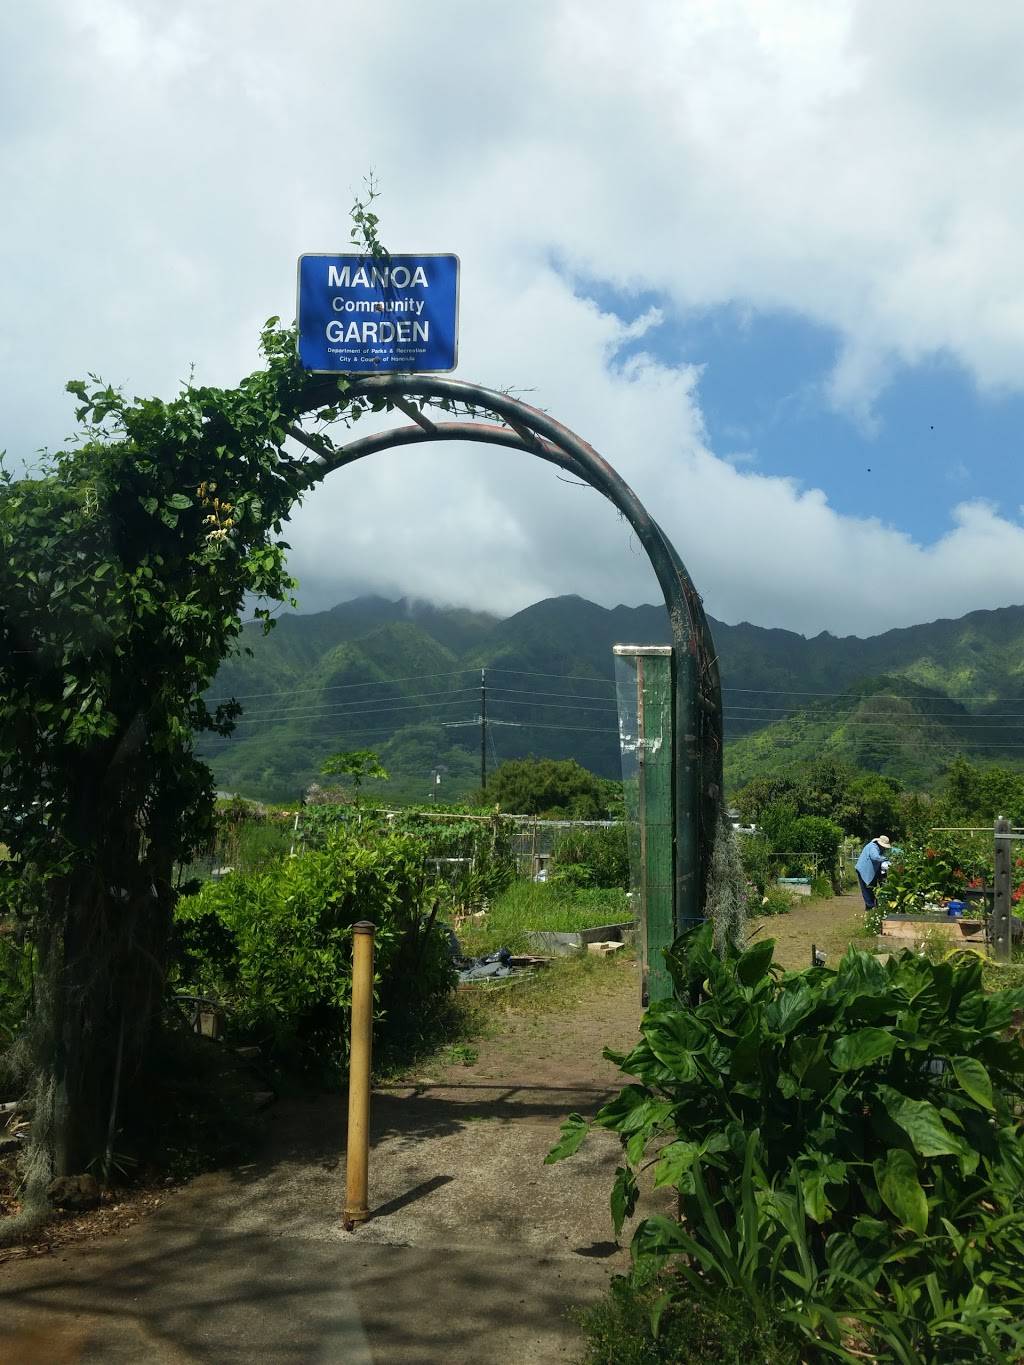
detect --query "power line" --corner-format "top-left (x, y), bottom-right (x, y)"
top-left (201, 703), bottom-right (1024, 741)
top-left (486, 667), bottom-right (616, 686)
top-left (201, 708), bottom-right (478, 739)
top-left (724, 685), bottom-right (1024, 702)
top-left (723, 714), bottom-right (1024, 731)
top-left (221, 698), bottom-right (478, 727)
top-left (490, 670), bottom-right (1024, 705)
top-left (200, 719), bottom-right (477, 746)
top-left (487, 684), bottom-right (619, 703)
top-left (723, 704), bottom-right (1024, 720)
top-left (488, 698), bottom-right (618, 715)
top-left (494, 720), bottom-right (620, 735)
top-left (206, 667), bottom-right (477, 704)
top-left (208, 667), bottom-right (1023, 711)
top-left (723, 711), bottom-right (1024, 730)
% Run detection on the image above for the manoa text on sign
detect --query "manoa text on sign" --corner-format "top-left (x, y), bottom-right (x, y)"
top-left (296, 253), bottom-right (459, 373)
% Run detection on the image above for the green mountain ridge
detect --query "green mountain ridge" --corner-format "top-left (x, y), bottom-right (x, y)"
top-left (199, 595), bottom-right (1024, 802)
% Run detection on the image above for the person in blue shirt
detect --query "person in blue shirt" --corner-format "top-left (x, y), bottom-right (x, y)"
top-left (855, 835), bottom-right (891, 910)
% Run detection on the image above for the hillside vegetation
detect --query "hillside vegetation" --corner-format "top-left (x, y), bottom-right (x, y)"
top-left (198, 595), bottom-right (1024, 802)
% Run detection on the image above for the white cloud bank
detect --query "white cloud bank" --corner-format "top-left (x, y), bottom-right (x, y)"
top-left (1, 0), bottom-right (1022, 636)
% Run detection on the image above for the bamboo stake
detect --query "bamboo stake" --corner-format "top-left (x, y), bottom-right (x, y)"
top-left (343, 921), bottom-right (375, 1228)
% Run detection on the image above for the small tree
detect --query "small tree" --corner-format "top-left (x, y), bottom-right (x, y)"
top-left (0, 190), bottom-right (393, 1231)
top-left (484, 757), bottom-right (619, 819)
top-left (320, 748), bottom-right (389, 804)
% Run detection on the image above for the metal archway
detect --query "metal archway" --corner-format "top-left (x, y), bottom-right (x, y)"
top-left (285, 375), bottom-right (723, 932)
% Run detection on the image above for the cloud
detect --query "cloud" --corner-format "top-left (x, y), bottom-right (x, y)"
top-left (2, 0), bottom-right (1023, 637)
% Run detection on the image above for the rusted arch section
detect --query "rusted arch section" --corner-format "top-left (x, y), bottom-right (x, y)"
top-left (286, 375), bottom-right (723, 928)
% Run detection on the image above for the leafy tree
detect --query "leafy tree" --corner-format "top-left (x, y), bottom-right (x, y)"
top-left (734, 760), bottom-right (905, 841)
top-left (0, 193), bottom-right (394, 1223)
top-left (484, 757), bottom-right (619, 819)
top-left (757, 801), bottom-right (844, 889)
top-left (796, 756), bottom-right (853, 822)
top-left (945, 756), bottom-right (1024, 826)
top-left (839, 772), bottom-right (904, 840)
top-left (320, 748), bottom-right (389, 803)
top-left (731, 775), bottom-right (799, 825)
top-left (0, 326), bottom-right (315, 1207)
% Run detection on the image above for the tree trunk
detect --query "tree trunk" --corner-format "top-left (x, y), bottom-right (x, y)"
top-left (29, 855), bottom-right (174, 1180)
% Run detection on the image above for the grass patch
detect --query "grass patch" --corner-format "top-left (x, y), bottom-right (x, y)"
top-left (464, 946), bottom-right (635, 1019)
top-left (980, 956), bottom-right (1024, 993)
top-left (577, 1273), bottom-right (802, 1365)
top-left (457, 880), bottom-right (631, 956)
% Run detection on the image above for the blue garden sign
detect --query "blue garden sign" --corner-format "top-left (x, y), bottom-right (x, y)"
top-left (297, 253), bottom-right (460, 373)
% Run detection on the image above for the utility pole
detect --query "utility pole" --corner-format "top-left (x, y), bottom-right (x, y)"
top-left (480, 667), bottom-right (487, 792)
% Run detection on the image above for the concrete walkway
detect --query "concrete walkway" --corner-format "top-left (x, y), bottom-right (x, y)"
top-left (1, 966), bottom-right (647, 1363)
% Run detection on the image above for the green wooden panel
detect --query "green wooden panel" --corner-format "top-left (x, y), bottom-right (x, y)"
top-left (637, 654), bottom-right (675, 1003)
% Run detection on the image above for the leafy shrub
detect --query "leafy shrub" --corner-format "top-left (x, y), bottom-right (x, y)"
top-left (484, 757), bottom-right (620, 819)
top-left (174, 828), bottom-right (455, 1074)
top-left (879, 835), bottom-right (1024, 920)
top-left (757, 803), bottom-right (844, 889)
top-left (809, 874), bottom-right (833, 899)
top-left (0, 932), bottom-right (33, 1053)
top-left (553, 824), bottom-right (630, 889)
top-left (549, 925), bottom-right (1024, 1361)
top-left (753, 884), bottom-right (794, 917)
top-left (299, 804), bottom-right (516, 902)
top-left (790, 815), bottom-right (843, 889)
top-left (737, 833), bottom-right (773, 895)
top-left (879, 837), bottom-right (991, 916)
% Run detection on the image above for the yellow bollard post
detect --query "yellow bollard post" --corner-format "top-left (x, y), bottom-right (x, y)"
top-left (343, 920), bottom-right (375, 1229)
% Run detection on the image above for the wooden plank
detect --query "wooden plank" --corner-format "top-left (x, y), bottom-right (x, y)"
top-left (993, 816), bottom-right (1012, 963)
top-left (639, 653), bottom-right (675, 1003)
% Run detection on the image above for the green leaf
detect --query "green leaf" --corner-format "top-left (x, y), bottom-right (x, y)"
top-left (652, 1140), bottom-right (701, 1190)
top-left (648, 1292), bottom-right (672, 1340)
top-left (796, 1153), bottom-right (847, 1223)
top-left (830, 1027), bottom-right (897, 1071)
top-left (878, 1086), bottom-right (965, 1158)
top-left (735, 937), bottom-right (774, 986)
top-left (766, 983), bottom-right (817, 1035)
top-left (950, 1056), bottom-right (995, 1111)
top-left (545, 1113), bottom-right (588, 1164)
top-left (610, 1166), bottom-right (638, 1238)
top-left (166, 493), bottom-right (193, 510)
top-left (875, 1148), bottom-right (928, 1234)
top-left (788, 1034), bottom-right (825, 1080)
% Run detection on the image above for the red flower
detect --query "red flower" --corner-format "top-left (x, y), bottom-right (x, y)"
top-left (925, 848), bottom-right (936, 859)
top-left (1013, 888), bottom-right (1023, 905)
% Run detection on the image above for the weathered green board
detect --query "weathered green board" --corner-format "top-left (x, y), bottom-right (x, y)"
top-left (614, 647), bottom-right (675, 1003)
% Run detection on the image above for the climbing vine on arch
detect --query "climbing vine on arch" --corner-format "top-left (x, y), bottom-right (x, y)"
top-left (0, 307), bottom-right (375, 1220)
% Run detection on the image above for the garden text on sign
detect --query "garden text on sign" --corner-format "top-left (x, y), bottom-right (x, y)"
top-left (297, 253), bottom-right (460, 374)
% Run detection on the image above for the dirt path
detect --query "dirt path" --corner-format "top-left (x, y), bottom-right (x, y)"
top-left (0, 908), bottom-right (864, 1363)
top-left (1, 955), bottom-right (646, 1365)
top-left (751, 891), bottom-right (866, 971)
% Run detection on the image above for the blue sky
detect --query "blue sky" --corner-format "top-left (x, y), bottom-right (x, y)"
top-left (672, 313), bottom-right (1019, 543)
top-left (595, 281), bottom-right (1019, 546)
